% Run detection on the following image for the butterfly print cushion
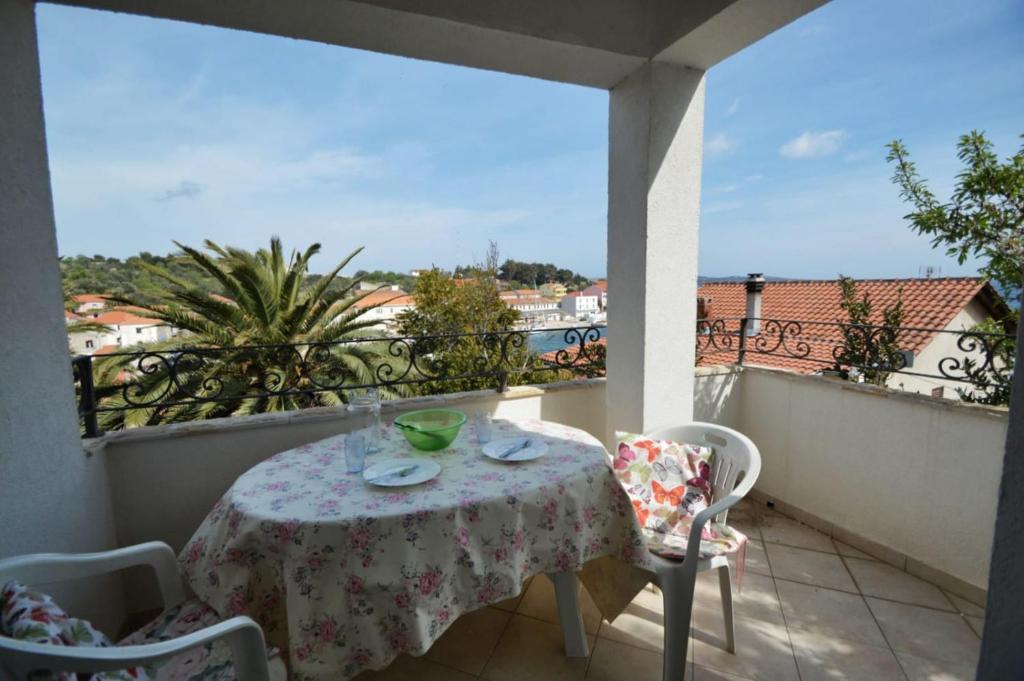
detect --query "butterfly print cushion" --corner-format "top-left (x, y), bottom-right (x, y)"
top-left (612, 432), bottom-right (714, 534)
top-left (613, 432), bottom-right (747, 561)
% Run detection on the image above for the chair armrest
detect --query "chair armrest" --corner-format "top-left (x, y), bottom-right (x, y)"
top-left (0, 542), bottom-right (186, 609)
top-left (1, 616), bottom-right (271, 681)
top-left (684, 467), bottom-right (760, 566)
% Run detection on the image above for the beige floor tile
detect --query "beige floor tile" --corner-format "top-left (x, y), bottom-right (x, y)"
top-left (833, 540), bottom-right (874, 560)
top-left (866, 598), bottom-right (981, 665)
top-left (586, 637), bottom-right (664, 681)
top-left (516, 574), bottom-right (602, 634)
top-left (692, 617), bottom-right (799, 681)
top-left (775, 579), bottom-right (886, 649)
top-left (693, 571), bottom-right (785, 629)
top-left (725, 539), bottom-right (770, 578)
top-left (482, 614), bottom-right (595, 681)
top-left (896, 650), bottom-right (980, 681)
top-left (792, 640), bottom-right (906, 681)
top-left (845, 558), bottom-right (954, 610)
top-left (965, 615), bottom-right (983, 637)
top-left (765, 544), bottom-right (857, 592)
top-left (944, 592), bottom-right (984, 617)
top-left (426, 606), bottom-right (512, 674)
top-left (759, 516), bottom-right (835, 553)
top-left (728, 517), bottom-right (762, 543)
top-left (691, 663), bottom-right (754, 680)
top-left (356, 655), bottom-right (477, 681)
top-left (597, 585), bottom-right (666, 653)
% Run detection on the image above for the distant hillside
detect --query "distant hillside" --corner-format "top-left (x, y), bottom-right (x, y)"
top-left (698, 275), bottom-right (791, 284)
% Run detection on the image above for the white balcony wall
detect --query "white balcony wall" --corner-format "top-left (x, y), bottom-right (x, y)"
top-left (0, 0), bottom-right (122, 634)
top-left (739, 366), bottom-right (1006, 592)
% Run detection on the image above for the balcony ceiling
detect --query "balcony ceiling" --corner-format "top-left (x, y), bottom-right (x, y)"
top-left (49, 0), bottom-right (827, 87)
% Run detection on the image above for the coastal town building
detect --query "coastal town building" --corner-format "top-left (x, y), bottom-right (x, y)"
top-left (70, 293), bottom-right (109, 313)
top-left (559, 291), bottom-right (600, 320)
top-left (68, 308), bottom-right (177, 355)
top-left (581, 283), bottom-right (607, 310)
top-left (539, 282), bottom-right (567, 299)
top-left (351, 289), bottom-right (416, 330)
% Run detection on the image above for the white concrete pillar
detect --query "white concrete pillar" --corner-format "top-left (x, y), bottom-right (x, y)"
top-left (0, 0), bottom-right (122, 630)
top-left (606, 62), bottom-right (705, 437)
top-left (977, 289), bottom-right (1024, 679)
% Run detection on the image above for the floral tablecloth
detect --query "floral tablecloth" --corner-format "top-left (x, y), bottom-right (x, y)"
top-left (179, 418), bottom-right (653, 681)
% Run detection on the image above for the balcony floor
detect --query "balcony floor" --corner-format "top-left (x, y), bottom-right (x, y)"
top-left (356, 499), bottom-right (982, 681)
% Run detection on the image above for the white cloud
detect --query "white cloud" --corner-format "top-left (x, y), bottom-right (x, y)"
top-left (156, 180), bottom-right (203, 201)
top-left (779, 130), bottom-right (846, 159)
top-left (705, 132), bottom-right (736, 157)
top-left (709, 184), bottom-right (739, 194)
top-left (726, 98), bottom-right (740, 117)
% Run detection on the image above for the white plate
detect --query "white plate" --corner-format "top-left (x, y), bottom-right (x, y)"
top-left (482, 437), bottom-right (549, 462)
top-left (363, 458), bottom-right (441, 487)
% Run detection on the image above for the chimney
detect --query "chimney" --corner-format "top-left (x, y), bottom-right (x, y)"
top-left (697, 297), bottom-right (713, 320)
top-left (745, 273), bottom-right (765, 336)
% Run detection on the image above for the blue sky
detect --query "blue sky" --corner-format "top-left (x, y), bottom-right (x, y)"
top-left (37, 0), bottom-right (1023, 279)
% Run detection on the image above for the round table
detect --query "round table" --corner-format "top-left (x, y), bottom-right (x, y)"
top-left (180, 417), bottom-right (651, 681)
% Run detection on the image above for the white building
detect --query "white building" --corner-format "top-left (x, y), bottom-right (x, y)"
top-left (581, 283), bottom-right (607, 310)
top-left (507, 296), bottom-right (561, 322)
top-left (559, 291), bottom-right (600, 320)
top-left (71, 293), bottom-right (109, 313)
top-left (352, 290), bottom-right (416, 330)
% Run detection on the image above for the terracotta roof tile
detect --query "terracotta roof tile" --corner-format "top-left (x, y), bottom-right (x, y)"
top-left (695, 277), bottom-right (999, 373)
top-left (72, 294), bottom-right (109, 304)
top-left (91, 310), bottom-right (162, 326)
top-left (353, 290), bottom-right (415, 309)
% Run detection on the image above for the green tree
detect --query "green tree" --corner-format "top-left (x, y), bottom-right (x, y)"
top-left (93, 238), bottom-right (405, 430)
top-left (397, 243), bottom-right (556, 393)
top-left (887, 132), bottom-right (1021, 403)
top-left (833, 276), bottom-right (905, 386)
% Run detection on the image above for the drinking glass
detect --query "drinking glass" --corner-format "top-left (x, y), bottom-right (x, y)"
top-left (348, 389), bottom-right (382, 453)
top-left (345, 432), bottom-right (367, 474)
top-left (474, 411), bottom-right (493, 444)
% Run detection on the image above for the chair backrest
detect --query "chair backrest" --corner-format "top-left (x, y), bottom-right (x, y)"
top-left (645, 421), bottom-right (761, 525)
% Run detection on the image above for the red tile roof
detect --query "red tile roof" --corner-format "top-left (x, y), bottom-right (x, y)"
top-left (91, 310), bottom-right (162, 326)
top-left (93, 344), bottom-right (120, 355)
top-left (538, 277), bottom-right (1005, 376)
top-left (352, 290), bottom-right (415, 309)
top-left (72, 294), bottom-right (109, 304)
top-left (540, 338), bottom-right (607, 376)
top-left (695, 277), bottom-right (1004, 373)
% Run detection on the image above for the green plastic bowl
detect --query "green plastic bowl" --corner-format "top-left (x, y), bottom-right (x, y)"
top-left (393, 409), bottom-right (467, 451)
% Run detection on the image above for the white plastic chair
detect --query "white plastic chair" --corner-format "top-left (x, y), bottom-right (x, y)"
top-left (0, 541), bottom-right (284, 681)
top-left (642, 422), bottom-right (761, 681)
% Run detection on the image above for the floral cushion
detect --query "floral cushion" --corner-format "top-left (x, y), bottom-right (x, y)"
top-left (119, 598), bottom-right (280, 681)
top-left (0, 580), bottom-right (149, 680)
top-left (613, 433), bottom-right (747, 560)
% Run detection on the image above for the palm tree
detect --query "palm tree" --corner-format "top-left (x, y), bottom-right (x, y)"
top-left (93, 238), bottom-right (407, 430)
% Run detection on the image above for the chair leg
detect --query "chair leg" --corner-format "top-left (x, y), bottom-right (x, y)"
top-left (660, 568), bottom-right (696, 681)
top-left (718, 564), bottom-right (735, 653)
top-left (549, 572), bottom-right (589, 657)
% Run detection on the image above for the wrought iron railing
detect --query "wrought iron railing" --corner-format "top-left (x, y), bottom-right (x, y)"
top-left (72, 325), bottom-right (607, 438)
top-left (696, 316), bottom-right (1015, 404)
top-left (73, 317), bottom-right (1014, 438)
